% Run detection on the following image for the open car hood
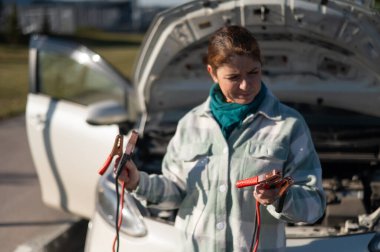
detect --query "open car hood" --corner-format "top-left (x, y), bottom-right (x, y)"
top-left (134, 0), bottom-right (380, 120)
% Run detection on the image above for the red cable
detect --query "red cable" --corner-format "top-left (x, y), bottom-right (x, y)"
top-left (253, 201), bottom-right (261, 252)
top-left (112, 182), bottom-right (126, 252)
top-left (113, 179), bottom-right (261, 252)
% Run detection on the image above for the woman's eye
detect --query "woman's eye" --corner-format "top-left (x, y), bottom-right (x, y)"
top-left (228, 76), bottom-right (240, 81)
top-left (248, 71), bottom-right (259, 75)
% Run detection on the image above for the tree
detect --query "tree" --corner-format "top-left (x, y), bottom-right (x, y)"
top-left (41, 9), bottom-right (51, 35)
top-left (5, 3), bottom-right (22, 44)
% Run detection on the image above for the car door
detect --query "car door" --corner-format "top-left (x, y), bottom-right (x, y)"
top-left (26, 35), bottom-right (133, 218)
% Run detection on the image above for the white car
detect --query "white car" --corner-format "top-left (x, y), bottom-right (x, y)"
top-left (26, 0), bottom-right (380, 251)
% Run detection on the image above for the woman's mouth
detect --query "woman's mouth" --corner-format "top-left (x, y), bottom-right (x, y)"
top-left (238, 93), bottom-right (252, 98)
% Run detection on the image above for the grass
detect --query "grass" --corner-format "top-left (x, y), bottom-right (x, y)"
top-left (0, 45), bottom-right (29, 120)
top-left (0, 30), bottom-right (143, 120)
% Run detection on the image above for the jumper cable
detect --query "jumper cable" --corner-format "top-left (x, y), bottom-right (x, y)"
top-left (236, 170), bottom-right (294, 252)
top-left (98, 131), bottom-right (139, 252)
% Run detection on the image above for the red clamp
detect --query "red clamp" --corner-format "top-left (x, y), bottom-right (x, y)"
top-left (236, 170), bottom-right (281, 188)
top-left (98, 134), bottom-right (123, 175)
top-left (98, 130), bottom-right (139, 176)
top-left (113, 130), bottom-right (139, 176)
top-left (236, 169), bottom-right (294, 197)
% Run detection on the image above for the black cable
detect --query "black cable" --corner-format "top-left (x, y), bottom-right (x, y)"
top-left (113, 154), bottom-right (131, 252)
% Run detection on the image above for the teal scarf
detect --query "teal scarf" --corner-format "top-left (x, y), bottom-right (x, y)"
top-left (209, 83), bottom-right (267, 138)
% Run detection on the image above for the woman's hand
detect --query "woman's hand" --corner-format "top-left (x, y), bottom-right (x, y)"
top-left (253, 184), bottom-right (280, 206)
top-left (114, 157), bottom-right (140, 191)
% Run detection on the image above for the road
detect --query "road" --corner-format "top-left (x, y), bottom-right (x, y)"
top-left (0, 116), bottom-right (85, 252)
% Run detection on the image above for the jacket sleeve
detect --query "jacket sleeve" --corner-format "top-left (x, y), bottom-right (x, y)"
top-left (267, 116), bottom-right (326, 224)
top-left (133, 121), bottom-right (187, 210)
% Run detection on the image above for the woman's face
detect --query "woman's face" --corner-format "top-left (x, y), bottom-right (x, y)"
top-left (207, 55), bottom-right (262, 105)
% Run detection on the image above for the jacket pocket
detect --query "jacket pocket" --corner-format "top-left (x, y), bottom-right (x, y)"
top-left (248, 142), bottom-right (288, 161)
top-left (177, 142), bottom-right (212, 191)
top-left (239, 142), bottom-right (288, 181)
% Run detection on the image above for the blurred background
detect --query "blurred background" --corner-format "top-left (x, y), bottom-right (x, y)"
top-left (0, 0), bottom-right (191, 121)
top-left (0, 0), bottom-right (379, 122)
top-left (0, 1), bottom-right (379, 251)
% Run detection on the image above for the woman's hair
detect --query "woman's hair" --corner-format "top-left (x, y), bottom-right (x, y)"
top-left (207, 25), bottom-right (262, 71)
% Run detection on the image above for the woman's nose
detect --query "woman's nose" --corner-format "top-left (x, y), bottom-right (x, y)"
top-left (239, 78), bottom-right (251, 91)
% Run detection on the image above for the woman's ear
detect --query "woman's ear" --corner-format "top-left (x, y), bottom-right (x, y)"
top-left (207, 65), bottom-right (218, 83)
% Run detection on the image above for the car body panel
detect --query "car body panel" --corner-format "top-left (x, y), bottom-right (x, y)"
top-left (86, 212), bottom-right (377, 252)
top-left (26, 35), bottom-right (133, 218)
top-left (134, 0), bottom-right (380, 120)
top-left (85, 212), bottom-right (181, 252)
top-left (286, 232), bottom-right (376, 251)
top-left (26, 94), bottom-right (119, 217)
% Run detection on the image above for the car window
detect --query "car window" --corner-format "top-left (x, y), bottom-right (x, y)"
top-left (39, 51), bottom-right (124, 106)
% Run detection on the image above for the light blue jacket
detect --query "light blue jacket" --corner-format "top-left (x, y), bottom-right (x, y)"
top-left (135, 90), bottom-right (326, 252)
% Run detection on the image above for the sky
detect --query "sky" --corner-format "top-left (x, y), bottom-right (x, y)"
top-left (1, 0), bottom-right (192, 7)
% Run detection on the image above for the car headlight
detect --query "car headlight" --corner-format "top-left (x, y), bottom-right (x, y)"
top-left (96, 174), bottom-right (147, 237)
top-left (368, 233), bottom-right (380, 252)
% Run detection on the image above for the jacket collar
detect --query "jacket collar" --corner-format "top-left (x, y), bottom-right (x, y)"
top-left (195, 88), bottom-right (282, 121)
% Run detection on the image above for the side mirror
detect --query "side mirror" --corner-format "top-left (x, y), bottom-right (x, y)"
top-left (86, 100), bottom-right (128, 126)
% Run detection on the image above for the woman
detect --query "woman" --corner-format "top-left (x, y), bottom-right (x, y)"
top-left (121, 25), bottom-right (326, 252)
